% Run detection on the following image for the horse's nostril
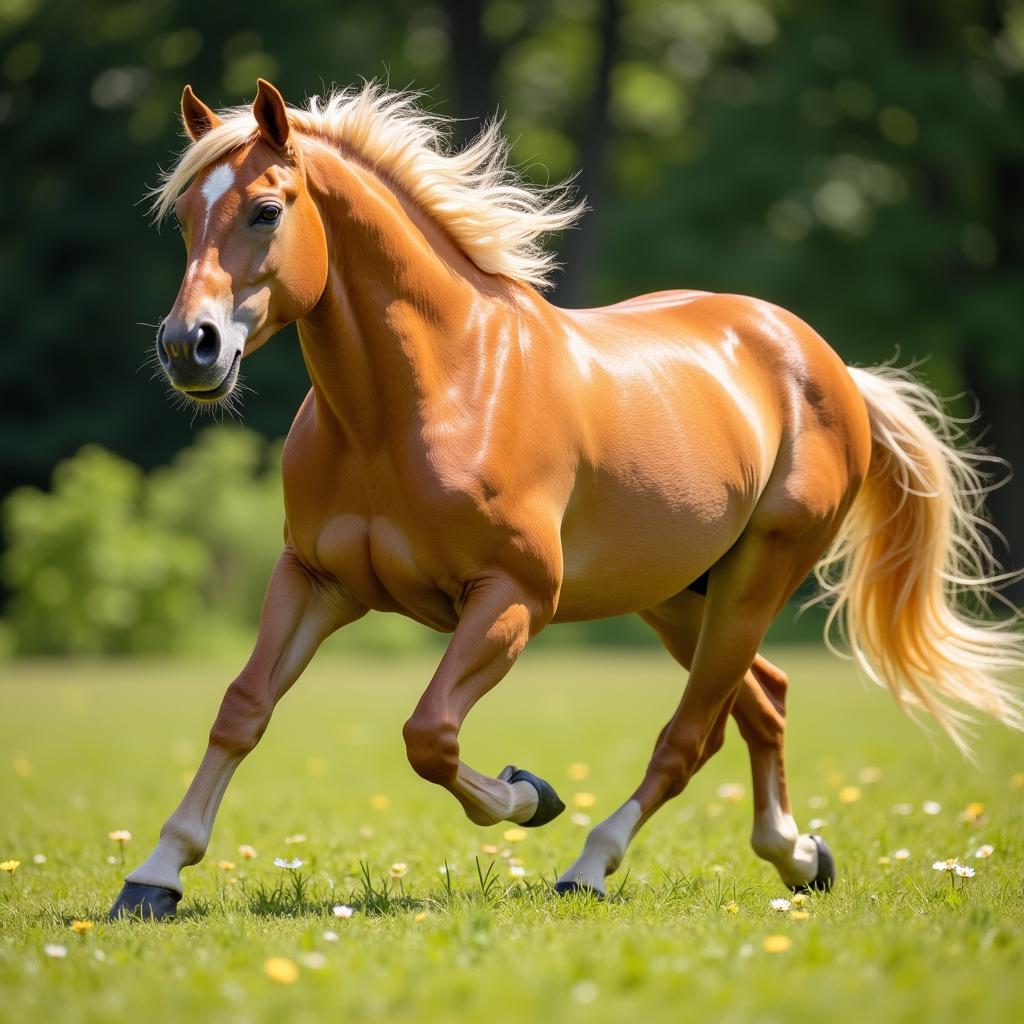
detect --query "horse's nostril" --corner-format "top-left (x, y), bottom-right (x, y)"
top-left (194, 322), bottom-right (220, 366)
top-left (156, 321), bottom-right (170, 368)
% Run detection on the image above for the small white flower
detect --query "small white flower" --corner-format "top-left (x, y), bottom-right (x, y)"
top-left (769, 898), bottom-right (791, 912)
top-left (283, 834), bottom-right (306, 845)
top-left (509, 865), bottom-right (526, 878)
top-left (572, 980), bottom-right (599, 1005)
top-left (973, 844), bottom-right (994, 859)
top-left (300, 952), bottom-right (327, 969)
top-left (808, 818), bottom-right (826, 830)
top-left (808, 795), bottom-right (828, 809)
top-left (932, 859), bottom-right (958, 872)
top-left (922, 801), bottom-right (942, 816)
top-left (891, 803), bottom-right (913, 816)
top-left (716, 782), bottom-right (745, 802)
top-left (332, 904), bottom-right (354, 919)
top-left (954, 865), bottom-right (976, 878)
top-left (894, 848), bottom-right (911, 861)
top-left (273, 857), bottom-right (304, 870)
top-left (570, 812), bottom-right (591, 827)
top-left (323, 930), bottom-right (339, 942)
top-left (32, 854), bottom-right (46, 865)
top-left (44, 944), bottom-right (67, 959)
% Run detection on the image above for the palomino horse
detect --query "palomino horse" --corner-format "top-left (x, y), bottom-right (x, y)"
top-left (111, 81), bottom-right (1023, 919)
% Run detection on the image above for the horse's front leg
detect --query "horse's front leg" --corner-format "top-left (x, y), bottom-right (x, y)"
top-left (402, 574), bottom-right (565, 827)
top-left (109, 549), bottom-right (364, 920)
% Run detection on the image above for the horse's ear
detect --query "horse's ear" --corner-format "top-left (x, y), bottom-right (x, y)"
top-left (253, 78), bottom-right (292, 156)
top-left (181, 85), bottom-right (222, 142)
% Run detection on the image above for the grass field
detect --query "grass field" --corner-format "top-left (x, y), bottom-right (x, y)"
top-left (2, 644), bottom-right (1023, 1023)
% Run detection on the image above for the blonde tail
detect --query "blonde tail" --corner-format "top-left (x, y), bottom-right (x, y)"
top-left (812, 364), bottom-right (1024, 754)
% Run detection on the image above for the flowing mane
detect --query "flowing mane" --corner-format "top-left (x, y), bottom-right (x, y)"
top-left (151, 82), bottom-right (584, 290)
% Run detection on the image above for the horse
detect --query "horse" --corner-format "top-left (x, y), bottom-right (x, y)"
top-left (110, 80), bottom-right (1024, 920)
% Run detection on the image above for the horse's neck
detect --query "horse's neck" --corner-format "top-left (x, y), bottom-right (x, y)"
top-left (297, 144), bottom-right (509, 452)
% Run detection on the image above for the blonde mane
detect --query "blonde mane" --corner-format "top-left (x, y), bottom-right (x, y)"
top-left (151, 82), bottom-right (584, 290)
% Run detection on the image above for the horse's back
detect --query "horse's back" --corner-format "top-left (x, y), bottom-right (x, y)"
top-left (550, 289), bottom-right (870, 618)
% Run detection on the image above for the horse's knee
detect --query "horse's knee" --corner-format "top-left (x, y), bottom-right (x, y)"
top-left (402, 714), bottom-right (459, 785)
top-left (209, 681), bottom-right (273, 756)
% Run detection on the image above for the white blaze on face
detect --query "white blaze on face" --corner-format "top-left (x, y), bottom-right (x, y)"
top-left (199, 163), bottom-right (236, 235)
top-left (180, 163), bottom-right (237, 327)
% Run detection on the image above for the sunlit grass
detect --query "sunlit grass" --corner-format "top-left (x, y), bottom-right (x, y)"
top-left (1, 647), bottom-right (1022, 1023)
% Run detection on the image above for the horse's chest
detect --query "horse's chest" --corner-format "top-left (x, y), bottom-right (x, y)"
top-left (293, 506), bottom-right (461, 631)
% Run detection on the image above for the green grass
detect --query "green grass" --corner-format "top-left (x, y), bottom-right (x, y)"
top-left (2, 645), bottom-right (1023, 1023)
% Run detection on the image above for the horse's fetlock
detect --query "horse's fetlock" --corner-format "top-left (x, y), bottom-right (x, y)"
top-left (159, 821), bottom-right (206, 865)
top-left (751, 821), bottom-right (799, 864)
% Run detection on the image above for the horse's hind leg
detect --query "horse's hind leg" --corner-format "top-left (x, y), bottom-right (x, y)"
top-left (556, 525), bottom-right (830, 896)
top-left (735, 656), bottom-right (834, 890)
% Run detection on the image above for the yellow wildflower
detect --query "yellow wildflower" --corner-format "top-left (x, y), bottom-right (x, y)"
top-left (238, 845), bottom-right (257, 860)
top-left (572, 792), bottom-right (596, 809)
top-left (567, 762), bottom-right (590, 781)
top-left (217, 860), bottom-right (236, 871)
top-left (70, 920), bottom-right (93, 934)
top-left (838, 786), bottom-right (861, 804)
top-left (369, 794), bottom-right (390, 811)
top-left (503, 828), bottom-right (527, 843)
top-left (108, 830), bottom-right (132, 843)
top-left (0, 860), bottom-right (20, 874)
top-left (961, 802), bottom-right (985, 824)
top-left (263, 957), bottom-right (299, 984)
top-left (763, 935), bottom-right (792, 953)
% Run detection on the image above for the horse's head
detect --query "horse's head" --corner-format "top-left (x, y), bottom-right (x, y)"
top-left (156, 80), bottom-right (328, 405)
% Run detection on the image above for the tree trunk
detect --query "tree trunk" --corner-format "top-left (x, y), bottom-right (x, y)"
top-left (445, 0), bottom-right (495, 146)
top-left (552, 0), bottom-right (621, 308)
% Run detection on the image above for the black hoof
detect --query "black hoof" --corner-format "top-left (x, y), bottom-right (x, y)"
top-left (108, 881), bottom-right (181, 921)
top-left (554, 880), bottom-right (605, 900)
top-left (507, 767), bottom-right (566, 827)
top-left (789, 834), bottom-right (836, 894)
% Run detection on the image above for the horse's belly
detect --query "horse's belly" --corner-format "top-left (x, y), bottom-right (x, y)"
top-left (553, 476), bottom-right (750, 621)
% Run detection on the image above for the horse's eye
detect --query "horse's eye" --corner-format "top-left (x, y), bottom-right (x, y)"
top-left (255, 204), bottom-right (282, 225)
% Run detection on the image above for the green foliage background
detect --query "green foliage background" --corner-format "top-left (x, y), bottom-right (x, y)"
top-left (1, 0), bottom-right (1022, 652)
